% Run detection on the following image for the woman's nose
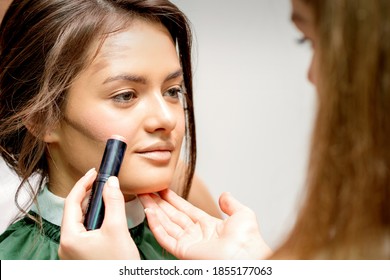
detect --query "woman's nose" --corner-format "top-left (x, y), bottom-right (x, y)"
top-left (144, 93), bottom-right (177, 134)
top-left (307, 52), bottom-right (318, 86)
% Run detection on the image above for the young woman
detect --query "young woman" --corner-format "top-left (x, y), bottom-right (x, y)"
top-left (0, 0), bottom-right (199, 260)
top-left (139, 0), bottom-right (390, 259)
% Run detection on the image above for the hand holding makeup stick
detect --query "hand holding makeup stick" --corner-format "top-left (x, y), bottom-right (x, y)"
top-left (138, 189), bottom-right (272, 260)
top-left (59, 169), bottom-right (140, 260)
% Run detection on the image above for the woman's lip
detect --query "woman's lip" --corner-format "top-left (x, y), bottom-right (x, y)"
top-left (134, 142), bottom-right (175, 163)
top-left (136, 142), bottom-right (175, 153)
top-left (136, 150), bottom-right (172, 162)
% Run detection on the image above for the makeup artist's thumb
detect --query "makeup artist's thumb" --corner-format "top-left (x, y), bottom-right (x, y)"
top-left (219, 192), bottom-right (247, 216)
top-left (102, 176), bottom-right (127, 229)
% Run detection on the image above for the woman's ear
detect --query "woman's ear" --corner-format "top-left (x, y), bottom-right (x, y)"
top-left (43, 125), bottom-right (61, 143)
top-left (24, 116), bottom-right (61, 143)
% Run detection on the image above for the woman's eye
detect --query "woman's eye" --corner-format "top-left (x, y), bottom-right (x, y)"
top-left (296, 36), bottom-right (314, 48)
top-left (112, 91), bottom-right (135, 103)
top-left (164, 86), bottom-right (183, 100)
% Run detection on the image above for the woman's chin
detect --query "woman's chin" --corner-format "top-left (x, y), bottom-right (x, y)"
top-left (121, 184), bottom-right (170, 196)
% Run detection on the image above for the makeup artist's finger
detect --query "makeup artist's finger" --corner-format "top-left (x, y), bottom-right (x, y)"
top-left (159, 189), bottom-right (209, 222)
top-left (150, 203), bottom-right (187, 239)
top-left (81, 189), bottom-right (92, 215)
top-left (66, 168), bottom-right (96, 204)
top-left (147, 192), bottom-right (195, 230)
top-left (218, 192), bottom-right (250, 216)
top-left (62, 168), bottom-right (97, 231)
top-left (140, 194), bottom-right (187, 240)
top-left (143, 206), bottom-right (178, 252)
top-left (138, 193), bottom-right (159, 209)
top-left (101, 176), bottom-right (128, 232)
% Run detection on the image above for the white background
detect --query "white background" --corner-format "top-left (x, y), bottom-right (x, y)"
top-left (172, 0), bottom-right (316, 248)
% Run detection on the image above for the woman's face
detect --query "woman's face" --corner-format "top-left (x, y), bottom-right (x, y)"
top-left (46, 19), bottom-right (185, 199)
top-left (291, 0), bottom-right (319, 85)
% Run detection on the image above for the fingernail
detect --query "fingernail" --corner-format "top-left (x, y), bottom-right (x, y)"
top-left (85, 168), bottom-right (96, 177)
top-left (107, 176), bottom-right (119, 189)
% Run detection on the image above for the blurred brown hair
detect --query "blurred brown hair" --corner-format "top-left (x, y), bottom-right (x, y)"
top-left (273, 0), bottom-right (390, 259)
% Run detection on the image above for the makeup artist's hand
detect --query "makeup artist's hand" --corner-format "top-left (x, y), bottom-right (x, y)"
top-left (59, 169), bottom-right (140, 260)
top-left (138, 189), bottom-right (272, 260)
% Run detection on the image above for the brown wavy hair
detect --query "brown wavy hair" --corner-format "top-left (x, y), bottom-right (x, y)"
top-left (0, 0), bottom-right (196, 219)
top-left (273, 0), bottom-right (390, 259)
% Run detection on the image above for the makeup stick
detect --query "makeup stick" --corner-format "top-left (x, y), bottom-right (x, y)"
top-left (83, 135), bottom-right (127, 230)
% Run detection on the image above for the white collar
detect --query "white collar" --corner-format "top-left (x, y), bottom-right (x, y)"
top-left (31, 186), bottom-right (145, 229)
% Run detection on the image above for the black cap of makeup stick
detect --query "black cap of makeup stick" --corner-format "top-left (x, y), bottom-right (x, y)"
top-left (83, 135), bottom-right (127, 230)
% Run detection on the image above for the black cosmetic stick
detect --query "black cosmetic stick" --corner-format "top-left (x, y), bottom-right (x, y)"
top-left (83, 135), bottom-right (127, 230)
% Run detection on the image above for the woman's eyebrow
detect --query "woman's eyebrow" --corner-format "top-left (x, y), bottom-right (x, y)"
top-left (103, 74), bottom-right (147, 85)
top-left (103, 69), bottom-right (183, 85)
top-left (291, 12), bottom-right (307, 25)
top-left (103, 69), bottom-right (183, 84)
top-left (164, 69), bottom-right (183, 83)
